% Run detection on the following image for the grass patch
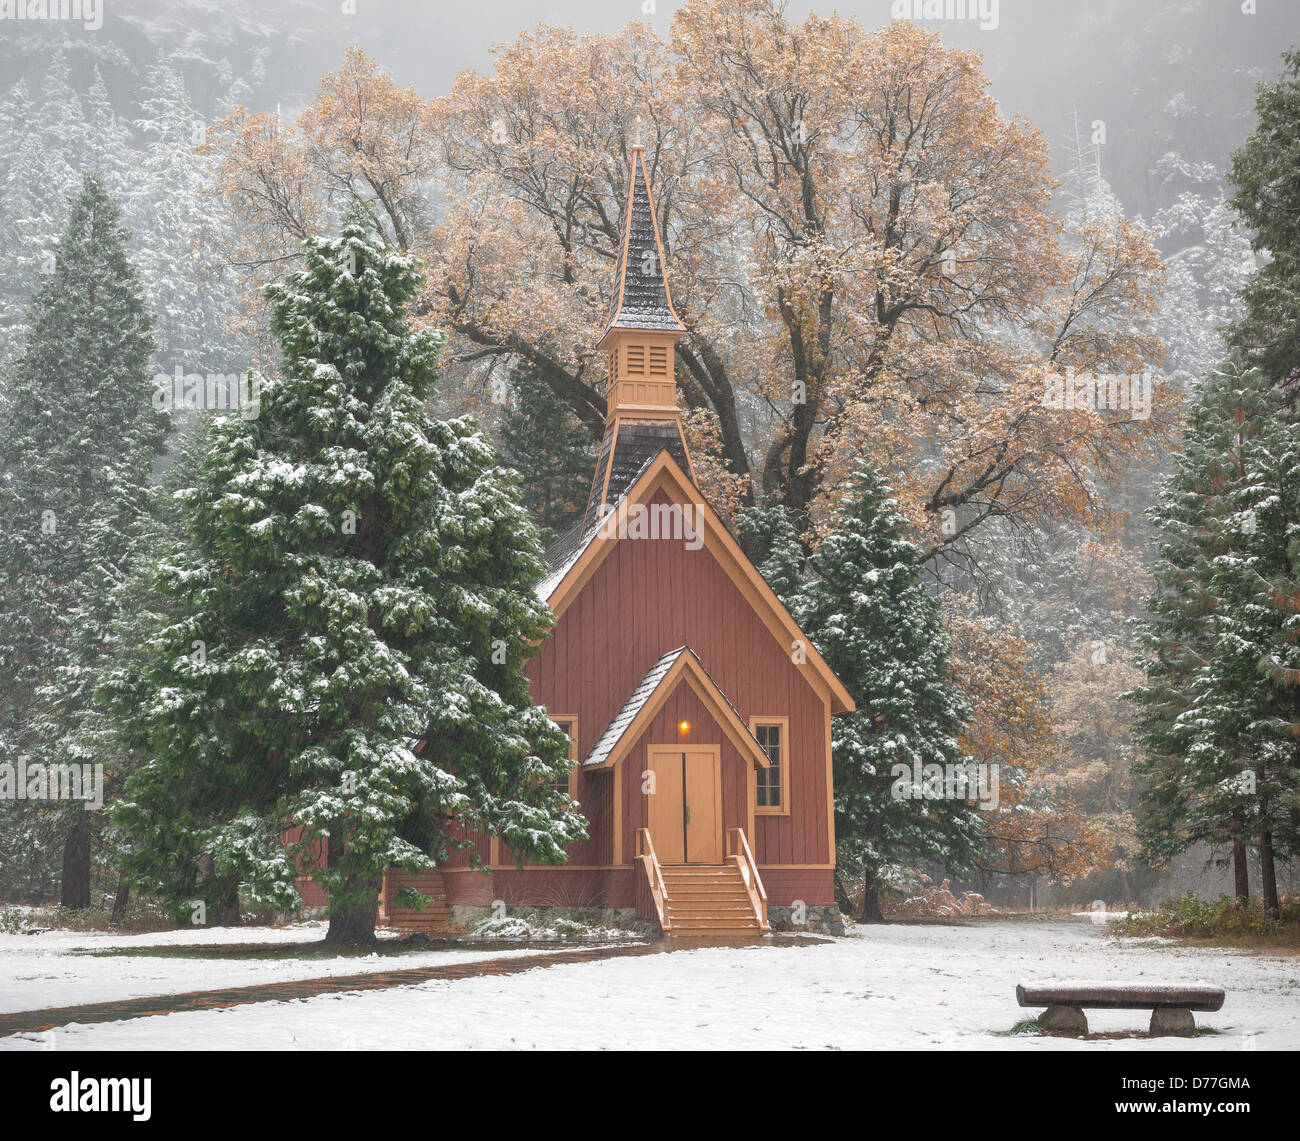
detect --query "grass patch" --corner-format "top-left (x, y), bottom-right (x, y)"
top-left (1110, 893), bottom-right (1300, 949)
top-left (1009, 1017), bottom-right (1043, 1036)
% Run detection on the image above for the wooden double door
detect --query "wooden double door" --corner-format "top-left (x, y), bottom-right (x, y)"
top-left (646, 745), bottom-right (723, 864)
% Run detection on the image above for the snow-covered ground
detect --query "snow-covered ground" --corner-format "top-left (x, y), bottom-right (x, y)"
top-left (0, 921), bottom-right (613, 1015)
top-left (1, 916), bottom-right (1295, 1050)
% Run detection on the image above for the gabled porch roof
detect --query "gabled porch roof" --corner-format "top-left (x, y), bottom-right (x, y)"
top-left (581, 645), bottom-right (770, 772)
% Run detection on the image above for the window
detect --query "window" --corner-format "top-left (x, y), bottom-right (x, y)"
top-left (751, 717), bottom-right (789, 815)
top-left (551, 718), bottom-right (578, 797)
top-left (648, 344), bottom-right (669, 376)
top-left (625, 344), bottom-right (646, 375)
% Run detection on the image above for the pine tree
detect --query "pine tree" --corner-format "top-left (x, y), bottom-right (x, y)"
top-left (788, 464), bottom-right (982, 921)
top-left (0, 77), bottom-right (72, 376)
top-left (112, 206), bottom-right (584, 944)
top-left (1228, 48), bottom-right (1300, 385)
top-left (496, 361), bottom-right (594, 542)
top-left (1128, 355), bottom-right (1300, 916)
top-left (0, 173), bottom-right (167, 907)
top-left (131, 58), bottom-right (243, 372)
top-left (737, 502), bottom-right (808, 604)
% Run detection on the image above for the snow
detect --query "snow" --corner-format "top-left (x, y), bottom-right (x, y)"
top-left (0, 921), bottom-right (606, 1016)
top-left (2, 917), bottom-right (1295, 1050)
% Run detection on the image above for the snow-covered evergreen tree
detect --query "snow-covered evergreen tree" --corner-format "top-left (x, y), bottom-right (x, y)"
top-left (1128, 355), bottom-right (1300, 916)
top-left (0, 174), bottom-right (167, 907)
top-left (737, 501), bottom-right (808, 604)
top-left (130, 57), bottom-right (243, 373)
top-left (496, 361), bottom-right (594, 542)
top-left (112, 206), bottom-right (584, 944)
top-left (1228, 48), bottom-right (1300, 387)
top-left (787, 464), bottom-right (982, 921)
top-left (0, 73), bottom-right (79, 375)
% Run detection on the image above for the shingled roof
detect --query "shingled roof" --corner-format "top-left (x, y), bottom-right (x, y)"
top-left (538, 444), bottom-right (675, 601)
top-left (580, 419), bottom-right (692, 534)
top-left (582, 647), bottom-right (686, 769)
top-left (581, 645), bottom-right (769, 771)
top-left (600, 146), bottom-right (685, 341)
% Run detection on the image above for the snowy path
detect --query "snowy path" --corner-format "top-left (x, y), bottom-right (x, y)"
top-left (2, 917), bottom-right (1296, 1050)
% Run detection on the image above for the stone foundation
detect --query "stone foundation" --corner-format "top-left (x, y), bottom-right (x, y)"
top-left (767, 903), bottom-right (850, 936)
top-left (450, 903), bottom-right (650, 935)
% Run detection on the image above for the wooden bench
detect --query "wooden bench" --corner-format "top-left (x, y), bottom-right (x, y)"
top-left (1016, 982), bottom-right (1225, 1037)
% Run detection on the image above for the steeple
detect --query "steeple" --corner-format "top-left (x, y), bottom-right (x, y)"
top-left (597, 131), bottom-right (687, 420)
top-left (581, 130), bottom-right (695, 530)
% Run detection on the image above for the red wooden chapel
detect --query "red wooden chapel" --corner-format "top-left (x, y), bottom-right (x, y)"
top-left (382, 137), bottom-right (856, 937)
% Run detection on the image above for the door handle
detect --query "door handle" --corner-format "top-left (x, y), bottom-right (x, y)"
top-left (685, 805), bottom-right (691, 825)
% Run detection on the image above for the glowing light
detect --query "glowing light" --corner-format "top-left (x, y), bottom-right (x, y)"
top-left (678, 720), bottom-right (690, 735)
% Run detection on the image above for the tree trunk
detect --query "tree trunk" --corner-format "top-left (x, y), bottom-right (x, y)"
top-left (1232, 835), bottom-right (1250, 904)
top-left (59, 808), bottom-right (91, 910)
top-left (1259, 829), bottom-right (1280, 920)
top-left (324, 826), bottom-right (380, 946)
top-left (833, 875), bottom-right (854, 917)
top-left (195, 855), bottom-right (241, 926)
top-left (859, 872), bottom-right (885, 923)
top-left (325, 890), bottom-right (380, 946)
top-left (210, 875), bottom-right (241, 927)
top-left (110, 873), bottom-right (130, 924)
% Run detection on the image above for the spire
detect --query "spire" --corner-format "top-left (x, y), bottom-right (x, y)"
top-left (579, 133), bottom-right (695, 531)
top-left (597, 144), bottom-right (685, 350)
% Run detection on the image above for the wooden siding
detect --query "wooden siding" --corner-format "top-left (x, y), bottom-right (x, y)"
top-left (443, 867), bottom-right (640, 909)
top-left (759, 868), bottom-right (836, 906)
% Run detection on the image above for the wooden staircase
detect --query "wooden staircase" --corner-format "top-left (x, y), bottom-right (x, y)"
top-left (661, 864), bottom-right (764, 936)
top-left (381, 868), bottom-right (453, 933)
top-left (636, 827), bottom-right (770, 938)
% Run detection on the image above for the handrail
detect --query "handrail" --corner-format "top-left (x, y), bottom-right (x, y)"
top-left (635, 827), bottom-right (671, 933)
top-left (726, 827), bottom-right (770, 932)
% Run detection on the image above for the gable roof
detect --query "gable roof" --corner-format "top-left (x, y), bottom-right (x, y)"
top-left (582, 646), bottom-right (770, 772)
top-left (539, 448), bottom-right (856, 716)
top-left (598, 145), bottom-right (686, 346)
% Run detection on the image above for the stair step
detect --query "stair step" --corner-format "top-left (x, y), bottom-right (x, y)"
top-left (665, 894), bottom-right (748, 904)
top-left (670, 920), bottom-right (760, 928)
top-left (667, 902), bottom-right (754, 911)
top-left (667, 910), bottom-right (755, 919)
top-left (663, 886), bottom-right (748, 894)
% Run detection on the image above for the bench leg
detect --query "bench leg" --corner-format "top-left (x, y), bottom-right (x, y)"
top-left (1037, 1005), bottom-right (1088, 1034)
top-left (1149, 1007), bottom-right (1196, 1037)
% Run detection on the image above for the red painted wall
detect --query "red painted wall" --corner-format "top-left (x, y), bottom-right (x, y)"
top-left (526, 500), bottom-right (831, 871)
